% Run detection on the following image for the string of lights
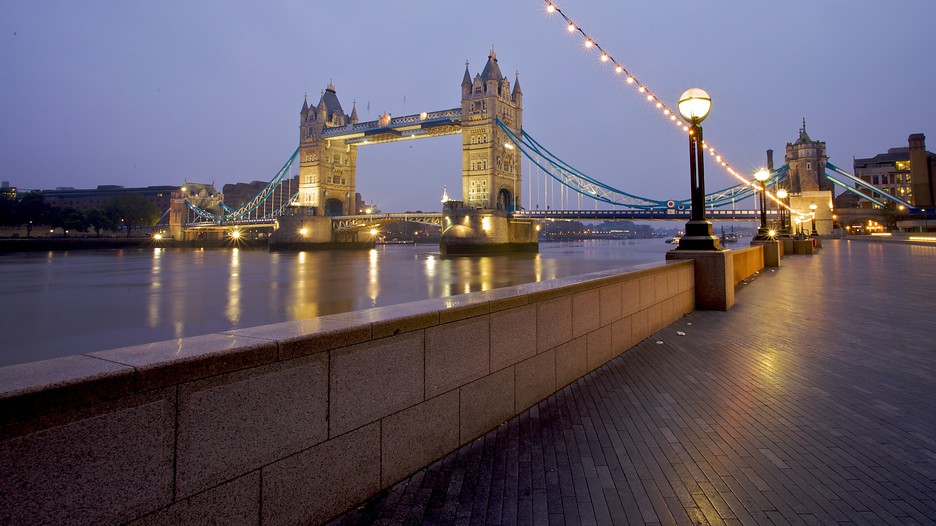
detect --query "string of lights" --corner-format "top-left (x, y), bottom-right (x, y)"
top-left (543, 1), bottom-right (791, 211)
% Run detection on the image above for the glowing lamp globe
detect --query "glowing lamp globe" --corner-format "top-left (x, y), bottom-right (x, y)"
top-left (677, 88), bottom-right (712, 124)
top-left (809, 202), bottom-right (818, 211)
top-left (776, 188), bottom-right (788, 199)
top-left (754, 169), bottom-right (770, 183)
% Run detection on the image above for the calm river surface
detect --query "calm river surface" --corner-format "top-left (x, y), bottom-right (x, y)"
top-left (0, 239), bottom-right (673, 366)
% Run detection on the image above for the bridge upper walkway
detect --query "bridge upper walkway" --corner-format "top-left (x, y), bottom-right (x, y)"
top-left (328, 238), bottom-right (936, 525)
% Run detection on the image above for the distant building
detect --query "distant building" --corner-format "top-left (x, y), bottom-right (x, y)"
top-left (222, 177), bottom-right (298, 209)
top-left (0, 181), bottom-right (15, 200)
top-left (852, 134), bottom-right (936, 209)
top-left (43, 185), bottom-right (180, 212)
top-left (42, 182), bottom-right (220, 214)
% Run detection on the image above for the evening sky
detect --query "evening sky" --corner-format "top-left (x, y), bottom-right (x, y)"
top-left (2, 1), bottom-right (934, 212)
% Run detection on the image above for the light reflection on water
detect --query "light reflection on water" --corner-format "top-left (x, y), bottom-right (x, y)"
top-left (0, 239), bottom-right (671, 366)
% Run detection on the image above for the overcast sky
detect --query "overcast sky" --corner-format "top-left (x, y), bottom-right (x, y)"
top-left (2, 1), bottom-right (934, 212)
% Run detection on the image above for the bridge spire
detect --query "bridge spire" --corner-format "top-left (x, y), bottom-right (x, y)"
top-left (462, 60), bottom-right (472, 87)
top-left (301, 93), bottom-right (308, 114)
top-left (350, 99), bottom-right (358, 124)
top-left (797, 117), bottom-right (812, 143)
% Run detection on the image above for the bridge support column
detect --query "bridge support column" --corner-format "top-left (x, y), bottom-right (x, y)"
top-left (666, 249), bottom-right (734, 311)
top-left (169, 196), bottom-right (186, 241)
top-left (440, 207), bottom-right (538, 255)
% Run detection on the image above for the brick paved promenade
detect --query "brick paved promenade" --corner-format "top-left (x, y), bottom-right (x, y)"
top-left (328, 239), bottom-right (936, 525)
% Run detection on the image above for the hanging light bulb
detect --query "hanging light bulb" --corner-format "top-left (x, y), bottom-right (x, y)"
top-left (544, 1), bottom-right (749, 189)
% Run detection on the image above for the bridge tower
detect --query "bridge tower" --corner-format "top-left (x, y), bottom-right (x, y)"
top-left (785, 120), bottom-right (834, 235)
top-left (460, 51), bottom-right (523, 210)
top-left (298, 84), bottom-right (359, 216)
top-left (784, 119), bottom-right (831, 195)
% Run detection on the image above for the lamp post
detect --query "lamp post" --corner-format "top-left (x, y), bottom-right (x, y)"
top-left (753, 169), bottom-right (771, 240)
top-left (809, 202), bottom-right (818, 236)
top-left (776, 188), bottom-right (789, 236)
top-left (675, 88), bottom-right (723, 251)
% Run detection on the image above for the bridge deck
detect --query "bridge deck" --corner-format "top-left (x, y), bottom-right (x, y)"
top-left (327, 239), bottom-right (936, 525)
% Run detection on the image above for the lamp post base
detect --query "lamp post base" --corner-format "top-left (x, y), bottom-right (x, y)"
top-left (676, 220), bottom-right (724, 251)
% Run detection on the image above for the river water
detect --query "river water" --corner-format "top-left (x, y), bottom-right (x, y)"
top-left (0, 239), bottom-right (673, 367)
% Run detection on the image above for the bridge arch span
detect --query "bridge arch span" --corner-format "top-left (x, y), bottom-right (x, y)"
top-left (496, 188), bottom-right (514, 211)
top-left (324, 198), bottom-right (344, 216)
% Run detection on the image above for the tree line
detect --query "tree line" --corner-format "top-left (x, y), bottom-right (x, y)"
top-left (0, 192), bottom-right (162, 237)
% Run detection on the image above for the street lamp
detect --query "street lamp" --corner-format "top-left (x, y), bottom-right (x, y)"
top-left (776, 188), bottom-right (789, 236)
top-left (809, 202), bottom-right (818, 236)
top-left (753, 169), bottom-right (771, 240)
top-left (675, 88), bottom-right (722, 250)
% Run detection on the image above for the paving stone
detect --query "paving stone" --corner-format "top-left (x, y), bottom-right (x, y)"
top-left (326, 241), bottom-right (936, 525)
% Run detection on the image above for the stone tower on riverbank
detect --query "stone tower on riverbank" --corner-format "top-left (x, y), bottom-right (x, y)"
top-left (785, 119), bottom-right (831, 195)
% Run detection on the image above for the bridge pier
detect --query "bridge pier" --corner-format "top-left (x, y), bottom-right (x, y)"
top-left (439, 206), bottom-right (538, 255)
top-left (268, 215), bottom-right (374, 250)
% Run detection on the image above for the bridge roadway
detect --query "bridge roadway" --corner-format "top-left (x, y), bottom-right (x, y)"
top-left (184, 209), bottom-right (774, 231)
top-left (327, 238), bottom-right (936, 525)
top-left (512, 209), bottom-right (772, 221)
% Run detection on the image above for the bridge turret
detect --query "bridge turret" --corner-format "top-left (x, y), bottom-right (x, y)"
top-left (480, 51), bottom-right (503, 96)
top-left (349, 100), bottom-right (358, 124)
top-left (511, 71), bottom-right (522, 104)
top-left (461, 61), bottom-right (472, 100)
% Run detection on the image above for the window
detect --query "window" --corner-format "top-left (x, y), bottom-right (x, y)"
top-left (470, 131), bottom-right (489, 145)
top-left (469, 179), bottom-right (488, 203)
top-left (469, 159), bottom-right (488, 171)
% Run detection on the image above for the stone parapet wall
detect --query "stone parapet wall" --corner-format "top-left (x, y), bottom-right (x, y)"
top-left (0, 260), bottom-right (694, 525)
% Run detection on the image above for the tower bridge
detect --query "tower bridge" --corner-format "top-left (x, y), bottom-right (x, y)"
top-left (172, 50), bottom-right (919, 250)
top-left (292, 50), bottom-right (522, 218)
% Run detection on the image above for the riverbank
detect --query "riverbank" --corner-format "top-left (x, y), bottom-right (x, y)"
top-left (0, 237), bottom-right (269, 252)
